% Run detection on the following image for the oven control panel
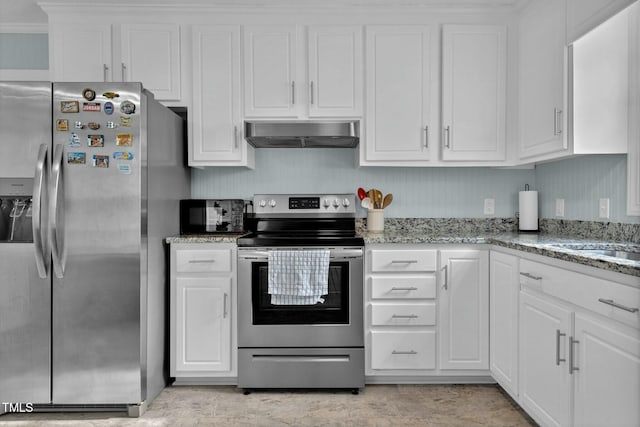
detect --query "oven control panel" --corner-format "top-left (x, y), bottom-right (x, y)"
top-left (253, 194), bottom-right (357, 215)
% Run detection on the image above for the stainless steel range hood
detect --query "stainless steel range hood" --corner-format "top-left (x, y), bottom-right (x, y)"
top-left (244, 120), bottom-right (359, 148)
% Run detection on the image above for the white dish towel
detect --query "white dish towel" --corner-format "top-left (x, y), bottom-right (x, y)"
top-left (268, 249), bottom-right (330, 305)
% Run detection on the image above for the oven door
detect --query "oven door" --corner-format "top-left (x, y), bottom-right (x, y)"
top-left (237, 247), bottom-right (363, 348)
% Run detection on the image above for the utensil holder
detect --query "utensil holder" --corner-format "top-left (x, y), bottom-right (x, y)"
top-left (367, 209), bottom-right (384, 233)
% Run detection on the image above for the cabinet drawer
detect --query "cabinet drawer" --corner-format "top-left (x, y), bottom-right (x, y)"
top-left (520, 259), bottom-right (640, 328)
top-left (370, 303), bottom-right (436, 326)
top-left (370, 331), bottom-right (436, 370)
top-left (370, 275), bottom-right (436, 299)
top-left (370, 249), bottom-right (437, 272)
top-left (176, 249), bottom-right (233, 273)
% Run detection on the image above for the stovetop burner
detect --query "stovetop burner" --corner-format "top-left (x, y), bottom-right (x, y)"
top-left (237, 193), bottom-right (363, 247)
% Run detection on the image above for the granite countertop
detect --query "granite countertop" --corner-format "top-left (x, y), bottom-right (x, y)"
top-left (361, 229), bottom-right (640, 278)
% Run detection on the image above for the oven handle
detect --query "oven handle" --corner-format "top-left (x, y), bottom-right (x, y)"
top-left (238, 248), bottom-right (363, 260)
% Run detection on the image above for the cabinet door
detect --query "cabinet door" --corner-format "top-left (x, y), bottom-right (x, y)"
top-left (307, 25), bottom-right (363, 117)
top-left (573, 313), bottom-right (640, 427)
top-left (489, 251), bottom-right (519, 398)
top-left (439, 250), bottom-right (489, 370)
top-left (629, 3), bottom-right (640, 216)
top-left (244, 25), bottom-right (301, 117)
top-left (518, 0), bottom-right (567, 159)
top-left (519, 291), bottom-right (572, 427)
top-left (174, 277), bottom-right (231, 374)
top-left (441, 25), bottom-right (506, 161)
top-left (363, 26), bottom-right (436, 163)
top-left (120, 24), bottom-right (181, 101)
top-left (50, 23), bottom-right (112, 82)
top-left (567, 0), bottom-right (636, 42)
top-left (191, 25), bottom-right (253, 167)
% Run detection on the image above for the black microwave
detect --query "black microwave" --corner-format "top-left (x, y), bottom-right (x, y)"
top-left (180, 199), bottom-right (246, 234)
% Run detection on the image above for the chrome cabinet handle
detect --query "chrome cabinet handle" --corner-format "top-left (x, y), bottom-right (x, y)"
top-left (291, 81), bottom-right (295, 105)
top-left (32, 143), bottom-right (50, 279)
top-left (441, 265), bottom-right (448, 290)
top-left (444, 125), bottom-right (451, 148)
top-left (103, 64), bottom-right (109, 82)
top-left (188, 259), bottom-right (216, 264)
top-left (121, 62), bottom-right (127, 81)
top-left (390, 287), bottom-right (418, 291)
top-left (520, 272), bottom-right (542, 281)
top-left (424, 126), bottom-right (429, 149)
top-left (50, 144), bottom-right (66, 279)
top-left (392, 350), bottom-right (418, 355)
top-left (223, 293), bottom-right (228, 318)
top-left (598, 298), bottom-right (639, 313)
top-left (391, 260), bottom-right (418, 264)
top-left (391, 314), bottom-right (419, 319)
top-left (310, 81), bottom-right (314, 105)
top-left (554, 108), bottom-right (563, 136)
top-left (556, 329), bottom-right (566, 366)
top-left (234, 125), bottom-right (239, 149)
top-left (569, 336), bottom-right (579, 374)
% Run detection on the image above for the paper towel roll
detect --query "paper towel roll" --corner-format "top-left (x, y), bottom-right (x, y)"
top-left (519, 191), bottom-right (538, 231)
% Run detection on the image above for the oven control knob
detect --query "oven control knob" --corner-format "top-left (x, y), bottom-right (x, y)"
top-left (323, 199), bottom-right (330, 208)
top-left (343, 198), bottom-right (351, 207)
top-left (269, 199), bottom-right (277, 208)
top-left (259, 199), bottom-right (267, 208)
top-left (333, 199), bottom-right (340, 208)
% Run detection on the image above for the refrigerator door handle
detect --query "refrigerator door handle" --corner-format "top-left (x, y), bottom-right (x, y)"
top-left (32, 143), bottom-right (50, 278)
top-left (50, 143), bottom-right (66, 278)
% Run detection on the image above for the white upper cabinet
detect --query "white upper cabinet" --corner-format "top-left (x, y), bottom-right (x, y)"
top-left (191, 25), bottom-right (254, 168)
top-left (243, 25), bottom-right (301, 117)
top-left (307, 25), bottom-right (363, 117)
top-left (628, 2), bottom-right (640, 216)
top-left (566, 0), bottom-right (637, 42)
top-left (243, 25), bottom-right (363, 118)
top-left (50, 23), bottom-right (183, 102)
top-left (120, 24), bottom-right (181, 101)
top-left (362, 25), bottom-right (436, 164)
top-left (50, 23), bottom-right (112, 82)
top-left (441, 25), bottom-right (507, 162)
top-left (518, 0), bottom-right (567, 161)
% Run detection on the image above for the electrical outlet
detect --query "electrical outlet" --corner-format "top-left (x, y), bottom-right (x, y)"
top-left (555, 198), bottom-right (565, 217)
top-left (484, 198), bottom-right (495, 215)
top-left (599, 198), bottom-right (610, 219)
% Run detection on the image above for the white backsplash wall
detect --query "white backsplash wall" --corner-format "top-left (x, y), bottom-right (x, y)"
top-left (192, 149), bottom-right (535, 218)
top-left (535, 154), bottom-right (637, 223)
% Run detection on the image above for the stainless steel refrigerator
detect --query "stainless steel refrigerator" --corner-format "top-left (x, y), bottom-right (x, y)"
top-left (0, 81), bottom-right (190, 414)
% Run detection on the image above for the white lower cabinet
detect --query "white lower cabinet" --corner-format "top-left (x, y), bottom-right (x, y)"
top-left (170, 243), bottom-right (237, 379)
top-left (439, 250), bottom-right (489, 370)
top-left (366, 245), bottom-right (439, 377)
top-left (519, 290), bottom-right (573, 427)
top-left (511, 253), bottom-right (640, 427)
top-left (489, 251), bottom-right (519, 399)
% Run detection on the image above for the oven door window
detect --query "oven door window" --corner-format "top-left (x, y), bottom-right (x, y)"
top-left (251, 261), bottom-right (349, 325)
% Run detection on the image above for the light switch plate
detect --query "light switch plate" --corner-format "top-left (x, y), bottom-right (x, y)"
top-left (555, 198), bottom-right (565, 217)
top-left (484, 198), bottom-right (495, 215)
top-left (599, 198), bottom-right (610, 219)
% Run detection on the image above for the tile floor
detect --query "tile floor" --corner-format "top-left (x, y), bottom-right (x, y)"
top-left (0, 384), bottom-right (536, 426)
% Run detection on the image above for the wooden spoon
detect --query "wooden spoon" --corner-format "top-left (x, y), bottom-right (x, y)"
top-left (374, 190), bottom-right (383, 209)
top-left (382, 193), bottom-right (393, 208)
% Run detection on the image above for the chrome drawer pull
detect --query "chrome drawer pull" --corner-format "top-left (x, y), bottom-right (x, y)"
top-left (390, 287), bottom-right (418, 291)
top-left (392, 350), bottom-right (417, 355)
top-left (520, 272), bottom-right (542, 281)
top-left (391, 314), bottom-right (418, 319)
top-left (188, 259), bottom-right (216, 264)
top-left (391, 260), bottom-right (418, 264)
top-left (597, 298), bottom-right (639, 313)
top-left (556, 329), bottom-right (566, 366)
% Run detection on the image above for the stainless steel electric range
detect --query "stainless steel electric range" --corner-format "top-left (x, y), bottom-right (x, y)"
top-left (236, 194), bottom-right (364, 393)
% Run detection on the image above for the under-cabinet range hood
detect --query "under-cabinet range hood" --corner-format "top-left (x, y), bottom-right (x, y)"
top-left (244, 120), bottom-right (359, 148)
